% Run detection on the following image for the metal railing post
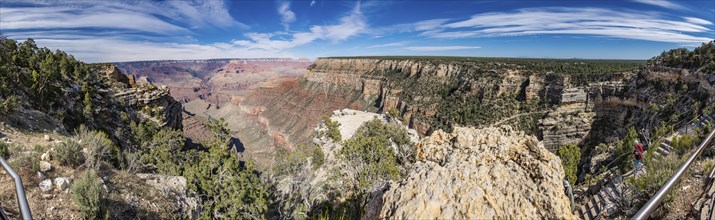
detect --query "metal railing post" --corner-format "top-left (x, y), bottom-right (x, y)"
top-left (0, 156), bottom-right (33, 220)
top-left (632, 128), bottom-right (715, 220)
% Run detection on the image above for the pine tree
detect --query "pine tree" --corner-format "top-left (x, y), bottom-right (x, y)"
top-left (83, 91), bottom-right (93, 119)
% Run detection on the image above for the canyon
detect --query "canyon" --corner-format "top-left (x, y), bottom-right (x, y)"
top-left (115, 57), bottom-right (653, 168)
top-left (2, 35), bottom-right (714, 219)
top-left (116, 50), bottom-right (715, 218)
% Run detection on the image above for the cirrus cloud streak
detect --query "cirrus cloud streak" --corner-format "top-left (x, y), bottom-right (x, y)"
top-left (415, 7), bottom-right (713, 45)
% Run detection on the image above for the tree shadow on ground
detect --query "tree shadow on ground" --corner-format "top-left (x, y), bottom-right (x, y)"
top-left (228, 137), bottom-right (245, 153)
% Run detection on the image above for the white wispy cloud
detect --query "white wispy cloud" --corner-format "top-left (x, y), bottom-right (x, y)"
top-left (414, 7), bottom-right (713, 45)
top-left (234, 3), bottom-right (366, 51)
top-left (368, 41), bottom-right (408, 48)
top-left (406, 46), bottom-right (481, 51)
top-left (278, 1), bottom-right (296, 29)
top-left (5, 35), bottom-right (294, 63)
top-left (631, 0), bottom-right (686, 10)
top-left (310, 0), bottom-right (316, 7)
top-left (1, 7), bottom-right (189, 34)
top-left (685, 17), bottom-right (714, 25)
top-left (0, 0), bottom-right (246, 33)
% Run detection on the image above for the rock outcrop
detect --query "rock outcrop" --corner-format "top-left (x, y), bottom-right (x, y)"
top-left (94, 64), bottom-right (183, 130)
top-left (373, 126), bottom-right (575, 219)
top-left (114, 85), bottom-right (183, 129)
top-left (136, 174), bottom-right (200, 219)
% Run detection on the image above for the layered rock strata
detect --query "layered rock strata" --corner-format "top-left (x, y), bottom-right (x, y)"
top-left (372, 126), bottom-right (575, 219)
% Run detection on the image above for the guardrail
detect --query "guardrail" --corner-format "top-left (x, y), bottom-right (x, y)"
top-left (0, 156), bottom-right (32, 220)
top-left (632, 128), bottom-right (715, 220)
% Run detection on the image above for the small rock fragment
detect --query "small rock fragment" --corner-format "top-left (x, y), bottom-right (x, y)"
top-left (39, 161), bottom-right (52, 172)
top-left (54, 177), bottom-right (70, 191)
top-left (37, 171), bottom-right (46, 181)
top-left (44, 134), bottom-right (52, 141)
top-left (41, 152), bottom-right (51, 161)
top-left (39, 179), bottom-right (53, 192)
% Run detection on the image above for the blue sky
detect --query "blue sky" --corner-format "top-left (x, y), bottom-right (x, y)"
top-left (1, 0), bottom-right (714, 62)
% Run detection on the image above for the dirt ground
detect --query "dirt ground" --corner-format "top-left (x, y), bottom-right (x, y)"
top-left (662, 158), bottom-right (714, 219)
top-left (1, 124), bottom-right (185, 219)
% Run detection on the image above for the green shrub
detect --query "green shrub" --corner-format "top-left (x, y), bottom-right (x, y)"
top-left (616, 128), bottom-right (639, 172)
top-left (273, 147), bottom-right (309, 176)
top-left (142, 129), bottom-right (185, 175)
top-left (555, 144), bottom-right (581, 183)
top-left (0, 142), bottom-right (9, 158)
top-left (320, 116), bottom-right (341, 142)
top-left (671, 134), bottom-right (697, 155)
top-left (10, 153), bottom-right (39, 173)
top-left (183, 118), bottom-right (268, 219)
top-left (352, 118), bottom-right (413, 163)
top-left (76, 126), bottom-right (114, 169)
top-left (72, 170), bottom-right (103, 219)
top-left (340, 119), bottom-right (408, 192)
top-left (55, 140), bottom-right (85, 167)
top-left (312, 146), bottom-right (325, 169)
top-left (627, 153), bottom-right (685, 208)
top-left (0, 96), bottom-right (17, 115)
top-left (342, 135), bottom-right (400, 191)
top-left (704, 160), bottom-right (715, 176)
top-left (387, 107), bottom-right (400, 118)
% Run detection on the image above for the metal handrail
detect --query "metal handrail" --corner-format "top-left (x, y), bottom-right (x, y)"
top-left (0, 156), bottom-right (33, 220)
top-left (632, 128), bottom-right (715, 220)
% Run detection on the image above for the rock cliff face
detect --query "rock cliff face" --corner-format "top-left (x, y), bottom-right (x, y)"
top-left (114, 58), bottom-right (312, 106)
top-left (539, 64), bottom-right (715, 152)
top-left (370, 126), bottom-right (575, 219)
top-left (537, 77), bottom-right (631, 151)
top-left (95, 64), bottom-right (183, 130)
top-left (276, 57), bottom-right (638, 149)
top-left (302, 58), bottom-right (541, 135)
top-left (113, 86), bottom-right (183, 129)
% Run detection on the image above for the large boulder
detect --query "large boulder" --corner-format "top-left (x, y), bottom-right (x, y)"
top-left (373, 126), bottom-right (575, 219)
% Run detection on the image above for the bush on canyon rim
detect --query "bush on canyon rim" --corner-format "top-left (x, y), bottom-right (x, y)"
top-left (670, 133), bottom-right (697, 155)
top-left (72, 170), bottom-right (103, 220)
top-left (320, 116), bottom-right (342, 142)
top-left (617, 128), bottom-right (639, 172)
top-left (183, 117), bottom-right (269, 219)
top-left (556, 144), bottom-right (581, 184)
top-left (0, 142), bottom-right (9, 158)
top-left (340, 118), bottom-right (410, 192)
top-left (312, 145), bottom-right (325, 169)
top-left (55, 139), bottom-right (85, 167)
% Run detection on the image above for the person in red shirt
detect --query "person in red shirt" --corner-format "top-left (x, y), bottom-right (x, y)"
top-left (634, 140), bottom-right (644, 170)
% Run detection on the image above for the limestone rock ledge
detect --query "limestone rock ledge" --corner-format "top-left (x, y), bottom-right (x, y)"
top-left (373, 126), bottom-right (575, 219)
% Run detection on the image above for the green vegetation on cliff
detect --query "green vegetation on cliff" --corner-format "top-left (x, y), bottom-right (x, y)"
top-left (340, 119), bottom-right (403, 191)
top-left (318, 116), bottom-right (341, 142)
top-left (556, 144), bottom-right (581, 184)
top-left (0, 37), bottom-right (98, 126)
top-left (0, 37), bottom-right (269, 219)
top-left (651, 41), bottom-right (715, 73)
top-left (72, 170), bottom-right (104, 219)
top-left (322, 56), bottom-right (644, 134)
top-left (329, 56), bottom-right (643, 75)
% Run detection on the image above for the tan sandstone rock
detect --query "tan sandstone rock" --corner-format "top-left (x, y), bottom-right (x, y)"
top-left (375, 126), bottom-right (575, 219)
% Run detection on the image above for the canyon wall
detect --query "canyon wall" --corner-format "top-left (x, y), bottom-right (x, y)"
top-left (115, 58), bottom-right (312, 105)
top-left (247, 57), bottom-right (641, 151)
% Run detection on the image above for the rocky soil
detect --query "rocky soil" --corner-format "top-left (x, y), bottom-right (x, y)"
top-left (0, 129), bottom-right (196, 219)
